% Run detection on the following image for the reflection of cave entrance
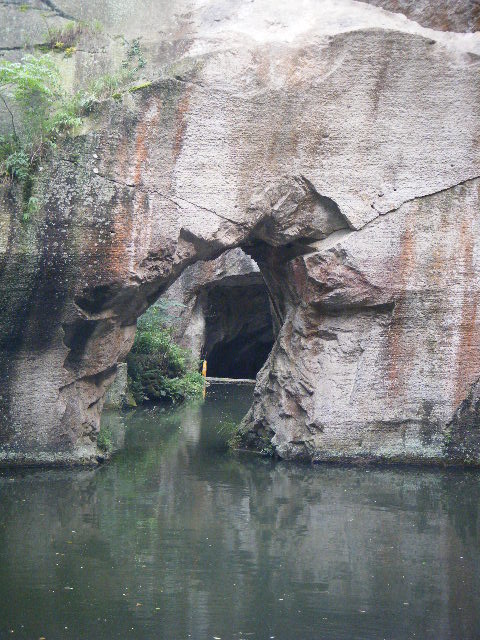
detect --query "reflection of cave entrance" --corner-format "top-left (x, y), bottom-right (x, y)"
top-left (204, 280), bottom-right (274, 379)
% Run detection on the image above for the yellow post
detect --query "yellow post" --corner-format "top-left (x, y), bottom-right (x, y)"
top-left (202, 360), bottom-right (207, 398)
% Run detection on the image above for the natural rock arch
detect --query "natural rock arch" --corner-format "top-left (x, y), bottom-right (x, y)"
top-left (1, 1), bottom-right (480, 465)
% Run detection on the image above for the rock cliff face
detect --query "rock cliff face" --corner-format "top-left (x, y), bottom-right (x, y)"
top-left (1, 0), bottom-right (480, 465)
top-left (104, 362), bottom-right (128, 409)
top-left (361, 0), bottom-right (480, 32)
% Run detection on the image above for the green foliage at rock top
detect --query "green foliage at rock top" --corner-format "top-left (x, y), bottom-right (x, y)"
top-left (0, 35), bottom-right (148, 220)
top-left (0, 54), bottom-right (82, 170)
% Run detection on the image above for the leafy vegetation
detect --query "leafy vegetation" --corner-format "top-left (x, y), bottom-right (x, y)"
top-left (97, 425), bottom-right (113, 453)
top-left (0, 33), bottom-right (148, 220)
top-left (127, 303), bottom-right (204, 405)
top-left (41, 20), bottom-right (102, 53)
top-left (216, 419), bottom-right (242, 450)
top-left (0, 53), bottom-right (84, 219)
top-left (0, 54), bottom-right (82, 169)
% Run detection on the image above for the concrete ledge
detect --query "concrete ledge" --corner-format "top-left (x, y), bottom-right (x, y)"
top-left (206, 377), bottom-right (256, 385)
top-left (0, 446), bottom-right (106, 468)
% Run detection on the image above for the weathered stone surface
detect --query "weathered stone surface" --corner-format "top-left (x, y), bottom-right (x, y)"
top-left (0, 2), bottom-right (65, 51)
top-left (360, 1), bottom-right (480, 33)
top-left (104, 362), bottom-right (128, 409)
top-left (242, 180), bottom-right (480, 463)
top-left (1, 0), bottom-right (480, 465)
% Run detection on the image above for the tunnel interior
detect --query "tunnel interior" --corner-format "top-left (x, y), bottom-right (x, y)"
top-left (204, 281), bottom-right (275, 379)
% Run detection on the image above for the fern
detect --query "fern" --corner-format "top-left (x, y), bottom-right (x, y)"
top-left (0, 55), bottom-right (65, 171)
top-left (0, 36), bottom-right (149, 219)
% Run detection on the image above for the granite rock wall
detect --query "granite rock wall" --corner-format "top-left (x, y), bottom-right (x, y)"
top-left (1, 0), bottom-right (480, 465)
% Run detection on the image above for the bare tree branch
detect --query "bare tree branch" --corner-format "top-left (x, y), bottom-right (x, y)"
top-left (0, 92), bottom-right (18, 140)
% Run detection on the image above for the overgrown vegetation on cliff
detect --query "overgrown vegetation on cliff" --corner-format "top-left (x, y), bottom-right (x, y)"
top-left (0, 54), bottom-right (84, 219)
top-left (0, 32), bottom-right (147, 220)
top-left (41, 19), bottom-right (104, 55)
top-left (127, 303), bottom-right (204, 405)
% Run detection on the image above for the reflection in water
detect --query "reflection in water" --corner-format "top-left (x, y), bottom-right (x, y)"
top-left (0, 384), bottom-right (479, 639)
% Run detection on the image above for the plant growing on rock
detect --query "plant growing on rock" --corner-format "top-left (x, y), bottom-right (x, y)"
top-left (0, 35), bottom-right (148, 219)
top-left (127, 303), bottom-right (203, 405)
top-left (42, 20), bottom-right (93, 52)
top-left (97, 426), bottom-right (113, 453)
top-left (0, 54), bottom-right (81, 168)
top-left (216, 420), bottom-right (242, 450)
top-left (0, 54), bottom-right (83, 219)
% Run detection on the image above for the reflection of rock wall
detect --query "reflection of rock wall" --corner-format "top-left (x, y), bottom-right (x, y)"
top-left (1, 1), bottom-right (480, 465)
top-left (160, 248), bottom-right (274, 378)
top-left (0, 395), bottom-right (478, 637)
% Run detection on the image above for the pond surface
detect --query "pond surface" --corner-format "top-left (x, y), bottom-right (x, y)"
top-left (0, 384), bottom-right (479, 640)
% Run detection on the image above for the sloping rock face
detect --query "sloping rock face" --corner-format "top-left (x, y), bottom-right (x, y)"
top-left (243, 182), bottom-right (480, 462)
top-left (160, 248), bottom-right (274, 378)
top-left (361, 1), bottom-right (480, 32)
top-left (1, 0), bottom-right (480, 465)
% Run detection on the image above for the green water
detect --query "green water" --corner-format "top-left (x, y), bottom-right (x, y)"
top-left (0, 384), bottom-right (479, 639)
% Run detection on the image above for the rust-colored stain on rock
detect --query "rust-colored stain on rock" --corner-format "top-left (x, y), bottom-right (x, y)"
top-left (454, 218), bottom-right (479, 407)
top-left (103, 97), bottom-right (162, 279)
top-left (173, 87), bottom-right (192, 166)
top-left (133, 96), bottom-right (161, 185)
top-left (387, 223), bottom-right (415, 394)
top-left (292, 259), bottom-right (308, 300)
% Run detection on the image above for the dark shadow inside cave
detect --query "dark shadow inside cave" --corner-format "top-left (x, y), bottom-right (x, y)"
top-left (204, 280), bottom-right (274, 379)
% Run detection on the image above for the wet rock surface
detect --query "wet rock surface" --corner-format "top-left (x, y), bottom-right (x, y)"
top-left (1, 0), bottom-right (480, 465)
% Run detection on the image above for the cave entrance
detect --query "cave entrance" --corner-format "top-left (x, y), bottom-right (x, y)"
top-left (155, 248), bottom-right (278, 382)
top-left (204, 278), bottom-right (274, 379)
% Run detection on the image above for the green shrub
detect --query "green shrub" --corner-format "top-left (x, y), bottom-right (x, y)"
top-left (0, 54), bottom-right (82, 184)
top-left (161, 371), bottom-right (204, 403)
top-left (97, 426), bottom-right (113, 452)
top-left (127, 304), bottom-right (203, 405)
top-left (22, 195), bottom-right (39, 222)
top-left (42, 20), bottom-right (93, 52)
top-left (0, 38), bottom-right (148, 218)
top-left (4, 149), bottom-right (30, 180)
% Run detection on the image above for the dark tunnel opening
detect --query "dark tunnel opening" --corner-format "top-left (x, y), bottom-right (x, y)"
top-left (204, 281), bottom-right (275, 379)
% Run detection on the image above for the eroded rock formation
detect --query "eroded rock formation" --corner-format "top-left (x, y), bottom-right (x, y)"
top-left (1, 0), bottom-right (480, 465)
